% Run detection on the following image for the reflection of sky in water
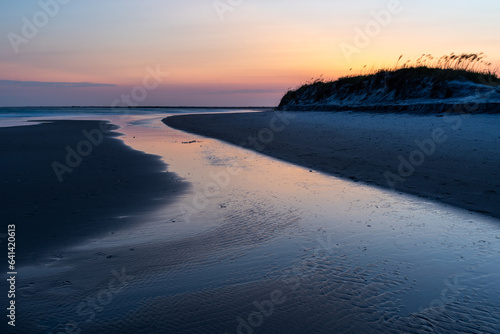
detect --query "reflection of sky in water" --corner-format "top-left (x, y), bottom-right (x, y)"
top-left (104, 115), bottom-right (500, 311)
top-left (8, 111), bottom-right (500, 332)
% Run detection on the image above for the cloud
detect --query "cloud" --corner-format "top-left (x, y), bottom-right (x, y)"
top-left (0, 80), bottom-right (117, 88)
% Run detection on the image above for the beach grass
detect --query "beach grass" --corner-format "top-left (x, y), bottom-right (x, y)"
top-left (279, 53), bottom-right (500, 107)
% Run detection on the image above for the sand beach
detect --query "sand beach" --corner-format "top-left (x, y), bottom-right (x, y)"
top-left (165, 110), bottom-right (500, 220)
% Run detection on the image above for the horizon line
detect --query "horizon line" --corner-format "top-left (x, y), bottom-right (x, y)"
top-left (0, 106), bottom-right (276, 109)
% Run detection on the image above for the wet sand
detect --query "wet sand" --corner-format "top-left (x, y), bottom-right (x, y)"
top-left (164, 111), bottom-right (500, 220)
top-left (0, 120), bottom-right (187, 262)
top-left (4, 114), bottom-right (500, 333)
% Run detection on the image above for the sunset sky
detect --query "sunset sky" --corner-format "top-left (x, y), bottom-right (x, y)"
top-left (1, 0), bottom-right (499, 107)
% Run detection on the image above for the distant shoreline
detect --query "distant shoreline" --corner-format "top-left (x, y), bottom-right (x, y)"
top-left (0, 106), bottom-right (275, 110)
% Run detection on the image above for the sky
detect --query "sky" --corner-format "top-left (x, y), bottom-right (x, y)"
top-left (0, 0), bottom-right (499, 107)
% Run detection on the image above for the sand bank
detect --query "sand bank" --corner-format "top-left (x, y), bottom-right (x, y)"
top-left (0, 120), bottom-right (186, 262)
top-left (164, 111), bottom-right (500, 220)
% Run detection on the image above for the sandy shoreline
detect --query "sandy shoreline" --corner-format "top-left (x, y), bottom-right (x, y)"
top-left (3, 114), bottom-right (500, 332)
top-left (0, 120), bottom-right (187, 262)
top-left (164, 111), bottom-right (500, 220)
top-left (279, 101), bottom-right (500, 114)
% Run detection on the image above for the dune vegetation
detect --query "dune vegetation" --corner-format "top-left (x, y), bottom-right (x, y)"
top-left (278, 53), bottom-right (500, 109)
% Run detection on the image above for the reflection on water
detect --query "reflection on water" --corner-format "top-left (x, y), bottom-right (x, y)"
top-left (10, 112), bottom-right (500, 333)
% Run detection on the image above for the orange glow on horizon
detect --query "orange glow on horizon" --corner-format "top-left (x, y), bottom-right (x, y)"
top-left (1, 0), bottom-right (500, 106)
